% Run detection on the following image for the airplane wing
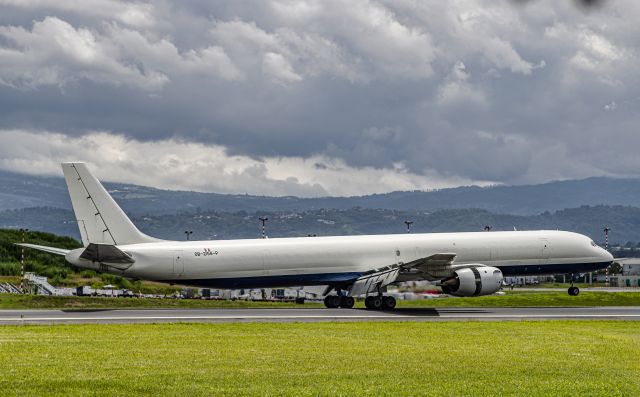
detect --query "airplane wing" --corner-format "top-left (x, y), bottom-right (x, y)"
top-left (406, 253), bottom-right (457, 278)
top-left (16, 243), bottom-right (70, 256)
top-left (349, 253), bottom-right (457, 296)
top-left (612, 258), bottom-right (637, 263)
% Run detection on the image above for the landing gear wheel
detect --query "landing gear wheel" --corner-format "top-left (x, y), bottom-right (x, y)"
top-left (364, 296), bottom-right (374, 309)
top-left (382, 296), bottom-right (396, 310)
top-left (339, 296), bottom-right (355, 308)
top-left (364, 296), bottom-right (383, 310)
top-left (568, 286), bottom-right (580, 296)
top-left (323, 295), bottom-right (341, 308)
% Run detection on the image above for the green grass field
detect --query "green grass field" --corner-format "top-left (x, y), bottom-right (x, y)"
top-left (396, 290), bottom-right (640, 307)
top-left (2, 291), bottom-right (640, 310)
top-left (0, 293), bottom-right (322, 309)
top-left (0, 321), bottom-right (638, 396)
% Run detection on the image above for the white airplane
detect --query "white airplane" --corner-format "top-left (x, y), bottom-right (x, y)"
top-left (20, 163), bottom-right (613, 309)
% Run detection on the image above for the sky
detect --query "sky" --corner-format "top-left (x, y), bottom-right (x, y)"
top-left (0, 0), bottom-right (638, 197)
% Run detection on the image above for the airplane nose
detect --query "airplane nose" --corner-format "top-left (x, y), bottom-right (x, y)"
top-left (602, 249), bottom-right (614, 262)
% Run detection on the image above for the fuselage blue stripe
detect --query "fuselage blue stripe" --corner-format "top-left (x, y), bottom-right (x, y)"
top-left (498, 261), bottom-right (609, 276)
top-left (161, 261), bottom-right (611, 289)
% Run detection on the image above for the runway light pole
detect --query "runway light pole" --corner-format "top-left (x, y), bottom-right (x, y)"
top-left (604, 226), bottom-right (610, 287)
top-left (259, 217), bottom-right (269, 239)
top-left (184, 230), bottom-right (193, 240)
top-left (404, 220), bottom-right (413, 234)
top-left (19, 228), bottom-right (28, 294)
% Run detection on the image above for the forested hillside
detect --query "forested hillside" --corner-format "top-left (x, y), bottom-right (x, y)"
top-left (0, 229), bottom-right (173, 292)
top-left (0, 229), bottom-right (80, 283)
top-left (2, 205), bottom-right (640, 244)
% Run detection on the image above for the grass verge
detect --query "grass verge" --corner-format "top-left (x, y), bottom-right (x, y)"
top-left (2, 291), bottom-right (640, 310)
top-left (0, 293), bottom-right (322, 309)
top-left (395, 290), bottom-right (640, 307)
top-left (0, 321), bottom-right (638, 396)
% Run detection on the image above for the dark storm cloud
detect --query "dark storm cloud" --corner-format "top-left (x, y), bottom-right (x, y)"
top-left (0, 0), bottom-right (639, 195)
top-left (511, 0), bottom-right (608, 9)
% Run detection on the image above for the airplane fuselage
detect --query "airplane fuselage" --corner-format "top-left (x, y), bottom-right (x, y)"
top-left (67, 230), bottom-right (612, 289)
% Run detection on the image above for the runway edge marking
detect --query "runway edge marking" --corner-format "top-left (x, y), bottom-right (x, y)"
top-left (3, 314), bottom-right (640, 322)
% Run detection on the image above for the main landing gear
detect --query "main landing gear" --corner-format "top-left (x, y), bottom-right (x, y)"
top-left (322, 291), bottom-right (396, 310)
top-left (364, 295), bottom-right (396, 310)
top-left (567, 273), bottom-right (580, 296)
top-left (323, 294), bottom-right (355, 309)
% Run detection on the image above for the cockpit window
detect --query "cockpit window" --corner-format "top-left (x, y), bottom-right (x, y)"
top-left (590, 240), bottom-right (598, 247)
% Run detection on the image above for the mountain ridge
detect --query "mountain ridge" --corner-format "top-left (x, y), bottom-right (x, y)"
top-left (1, 169), bottom-right (639, 215)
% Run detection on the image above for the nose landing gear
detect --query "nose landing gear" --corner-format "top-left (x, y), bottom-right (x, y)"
top-left (567, 273), bottom-right (580, 296)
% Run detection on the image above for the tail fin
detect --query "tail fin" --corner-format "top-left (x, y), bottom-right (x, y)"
top-left (62, 162), bottom-right (159, 246)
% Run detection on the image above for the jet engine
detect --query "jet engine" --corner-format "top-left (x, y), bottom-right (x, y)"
top-left (440, 265), bottom-right (503, 297)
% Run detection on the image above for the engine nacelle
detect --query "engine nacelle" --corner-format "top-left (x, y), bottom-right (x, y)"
top-left (441, 265), bottom-right (503, 297)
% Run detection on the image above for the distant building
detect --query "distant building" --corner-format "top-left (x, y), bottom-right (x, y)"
top-left (610, 259), bottom-right (640, 287)
top-left (610, 276), bottom-right (640, 288)
top-left (621, 260), bottom-right (640, 276)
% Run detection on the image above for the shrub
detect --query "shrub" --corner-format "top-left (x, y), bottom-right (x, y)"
top-left (0, 262), bottom-right (20, 276)
top-left (80, 270), bottom-right (97, 279)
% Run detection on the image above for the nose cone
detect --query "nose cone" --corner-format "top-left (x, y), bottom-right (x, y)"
top-left (602, 249), bottom-right (614, 262)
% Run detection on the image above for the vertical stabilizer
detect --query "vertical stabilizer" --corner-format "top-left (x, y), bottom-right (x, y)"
top-left (61, 163), bottom-right (159, 246)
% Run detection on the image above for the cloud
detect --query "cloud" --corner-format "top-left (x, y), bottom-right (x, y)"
top-left (0, 1), bottom-right (639, 190)
top-left (0, 0), bottom-right (155, 27)
top-left (0, 16), bottom-right (243, 90)
top-left (438, 61), bottom-right (485, 105)
top-left (0, 129), bottom-right (488, 196)
top-left (0, 16), bottom-right (168, 90)
top-left (262, 52), bottom-right (302, 83)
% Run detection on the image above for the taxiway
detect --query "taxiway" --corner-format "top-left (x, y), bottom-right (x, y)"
top-left (1, 306), bottom-right (639, 324)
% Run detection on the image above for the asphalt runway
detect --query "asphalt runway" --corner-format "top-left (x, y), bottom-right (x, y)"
top-left (1, 306), bottom-right (640, 324)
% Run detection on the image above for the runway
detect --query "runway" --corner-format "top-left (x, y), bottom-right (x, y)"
top-left (1, 306), bottom-right (640, 324)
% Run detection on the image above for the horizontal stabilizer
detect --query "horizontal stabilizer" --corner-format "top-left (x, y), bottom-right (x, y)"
top-left (17, 243), bottom-right (70, 256)
top-left (80, 243), bottom-right (135, 265)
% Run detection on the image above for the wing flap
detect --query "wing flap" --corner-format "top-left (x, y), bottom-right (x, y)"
top-left (349, 266), bottom-right (400, 297)
top-left (407, 253), bottom-right (457, 278)
top-left (349, 253), bottom-right (458, 296)
top-left (410, 253), bottom-right (457, 267)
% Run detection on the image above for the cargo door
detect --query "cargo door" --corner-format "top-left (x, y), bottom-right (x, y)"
top-left (540, 239), bottom-right (550, 260)
top-left (173, 250), bottom-right (184, 277)
top-left (394, 247), bottom-right (404, 265)
top-left (261, 248), bottom-right (272, 276)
